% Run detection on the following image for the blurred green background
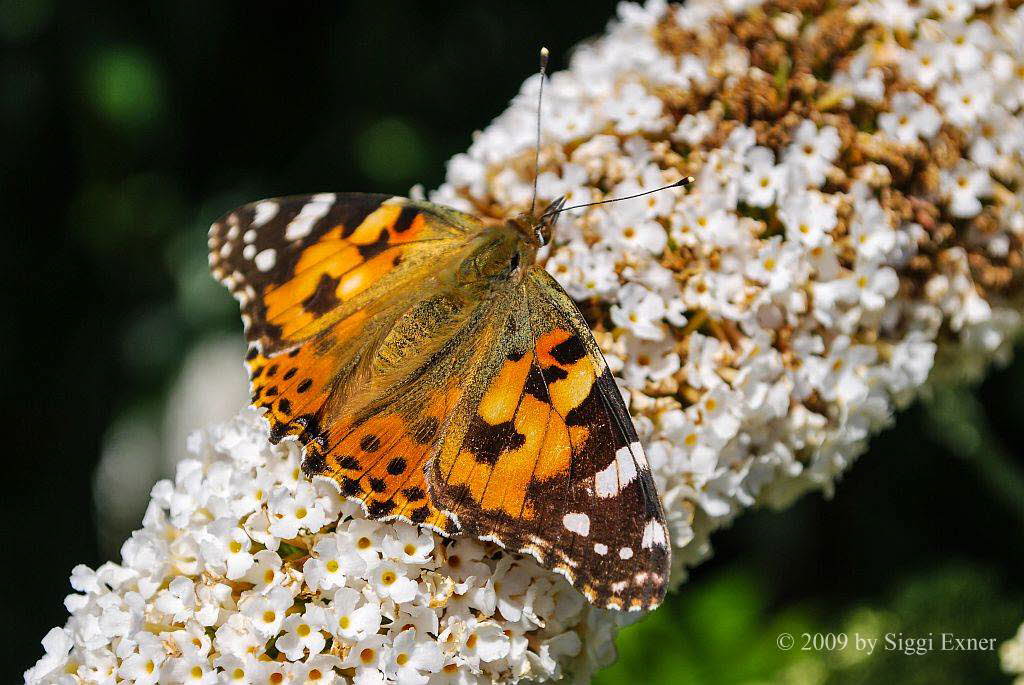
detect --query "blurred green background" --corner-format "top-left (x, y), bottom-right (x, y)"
top-left (3, 1), bottom-right (1022, 682)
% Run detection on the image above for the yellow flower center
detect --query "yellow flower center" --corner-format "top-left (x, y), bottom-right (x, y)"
top-left (297, 623), bottom-right (311, 637)
top-left (381, 570), bottom-right (397, 586)
top-left (294, 507), bottom-right (307, 519)
top-left (360, 648), bottom-right (376, 664)
top-left (357, 537), bottom-right (372, 550)
top-left (339, 616), bottom-right (351, 630)
top-left (326, 560), bottom-right (340, 573)
top-left (229, 540), bottom-right (243, 554)
top-left (396, 653), bottom-right (410, 666)
top-left (404, 543), bottom-right (417, 556)
top-left (262, 610), bottom-right (276, 624)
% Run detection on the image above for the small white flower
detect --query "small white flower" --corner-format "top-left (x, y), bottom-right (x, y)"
top-left (304, 533), bottom-right (369, 590)
top-left (154, 576), bottom-right (196, 624)
top-left (619, 334), bottom-right (681, 388)
top-left (901, 40), bottom-right (953, 88)
top-left (937, 76), bottom-right (993, 128)
top-left (276, 607), bottom-right (328, 661)
top-left (342, 634), bottom-right (388, 680)
top-left (168, 657), bottom-right (218, 685)
top-left (382, 525), bottom-right (436, 565)
top-left (385, 629), bottom-right (445, 685)
top-left (369, 560), bottom-right (419, 603)
top-left (242, 549), bottom-right (285, 591)
top-left (458, 620), bottom-right (511, 669)
top-left (268, 482), bottom-right (329, 539)
top-left (610, 283), bottom-right (667, 340)
top-left (778, 190), bottom-right (837, 247)
top-left (240, 585), bottom-right (294, 638)
top-left (329, 588), bottom-right (383, 642)
top-left (605, 82), bottom-right (665, 134)
top-left (941, 161), bottom-right (992, 218)
top-left (853, 262), bottom-right (900, 311)
top-left (877, 91), bottom-right (941, 144)
top-left (117, 635), bottom-right (167, 685)
top-left (740, 146), bottom-right (788, 207)
top-left (784, 121), bottom-right (841, 187)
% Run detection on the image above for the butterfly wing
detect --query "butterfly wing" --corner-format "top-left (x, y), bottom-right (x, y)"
top-left (428, 266), bottom-right (671, 611)
top-left (209, 193), bottom-right (480, 354)
top-left (209, 193), bottom-right (489, 533)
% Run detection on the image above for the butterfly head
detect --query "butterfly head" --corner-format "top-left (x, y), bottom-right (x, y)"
top-left (509, 195), bottom-right (565, 248)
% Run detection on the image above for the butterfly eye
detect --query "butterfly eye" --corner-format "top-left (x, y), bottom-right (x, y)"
top-left (510, 252), bottom-right (520, 271)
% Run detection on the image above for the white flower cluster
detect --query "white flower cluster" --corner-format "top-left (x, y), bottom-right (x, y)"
top-left (433, 0), bottom-right (1024, 575)
top-left (25, 410), bottom-right (618, 684)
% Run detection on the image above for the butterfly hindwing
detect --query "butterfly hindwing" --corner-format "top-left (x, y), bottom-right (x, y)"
top-left (429, 267), bottom-right (670, 610)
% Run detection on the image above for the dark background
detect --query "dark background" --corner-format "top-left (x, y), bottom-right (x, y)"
top-left (3, 2), bottom-right (1022, 683)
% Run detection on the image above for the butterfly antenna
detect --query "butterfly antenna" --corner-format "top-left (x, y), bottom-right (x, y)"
top-left (545, 176), bottom-right (696, 218)
top-left (529, 46), bottom-right (549, 217)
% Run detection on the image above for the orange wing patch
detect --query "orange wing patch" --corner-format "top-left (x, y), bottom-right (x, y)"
top-left (436, 331), bottom-right (599, 520)
top-left (208, 193), bottom-right (469, 354)
top-left (306, 387), bottom-right (462, 535)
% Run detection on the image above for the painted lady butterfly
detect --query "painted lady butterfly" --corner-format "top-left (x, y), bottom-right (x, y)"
top-left (208, 53), bottom-right (682, 611)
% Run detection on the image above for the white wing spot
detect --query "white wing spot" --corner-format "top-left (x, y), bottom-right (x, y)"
top-left (219, 242), bottom-right (232, 258)
top-left (594, 543), bottom-right (608, 555)
top-left (255, 249), bottom-right (277, 272)
top-left (618, 547), bottom-right (634, 560)
top-left (242, 244), bottom-right (256, 260)
top-left (594, 443), bottom-right (639, 498)
top-left (562, 512), bottom-right (590, 537)
top-left (251, 200), bottom-right (279, 228)
top-left (285, 195), bottom-right (335, 241)
top-left (632, 440), bottom-right (650, 469)
top-left (243, 229), bottom-right (257, 244)
top-left (641, 519), bottom-right (667, 549)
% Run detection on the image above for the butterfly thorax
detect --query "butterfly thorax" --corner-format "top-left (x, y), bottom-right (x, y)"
top-left (451, 223), bottom-right (535, 291)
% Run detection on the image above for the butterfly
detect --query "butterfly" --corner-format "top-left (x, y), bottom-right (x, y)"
top-left (208, 193), bottom-right (673, 610)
